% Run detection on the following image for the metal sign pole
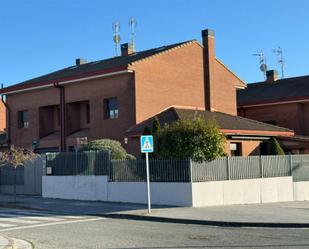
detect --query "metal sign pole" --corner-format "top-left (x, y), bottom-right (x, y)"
top-left (145, 152), bottom-right (151, 213)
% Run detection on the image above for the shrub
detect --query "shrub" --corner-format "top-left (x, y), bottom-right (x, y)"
top-left (152, 118), bottom-right (161, 134)
top-left (156, 117), bottom-right (226, 161)
top-left (126, 153), bottom-right (136, 160)
top-left (268, 138), bottom-right (285, 155)
top-left (81, 139), bottom-right (128, 160)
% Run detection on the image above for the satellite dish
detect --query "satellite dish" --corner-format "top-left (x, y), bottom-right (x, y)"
top-left (260, 63), bottom-right (267, 72)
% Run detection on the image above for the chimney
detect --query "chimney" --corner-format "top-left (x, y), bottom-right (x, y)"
top-left (75, 58), bottom-right (87, 66)
top-left (121, 43), bottom-right (134, 56)
top-left (266, 70), bottom-right (279, 83)
top-left (202, 29), bottom-right (215, 111)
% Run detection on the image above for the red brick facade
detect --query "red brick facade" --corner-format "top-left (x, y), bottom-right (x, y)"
top-left (1, 29), bottom-right (281, 156)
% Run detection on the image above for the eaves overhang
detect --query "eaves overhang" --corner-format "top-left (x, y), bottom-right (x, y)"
top-left (238, 96), bottom-right (309, 108)
top-left (221, 129), bottom-right (294, 137)
top-left (0, 66), bottom-right (132, 95)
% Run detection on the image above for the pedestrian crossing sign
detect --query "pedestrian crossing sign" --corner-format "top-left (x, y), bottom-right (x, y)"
top-left (140, 135), bottom-right (154, 153)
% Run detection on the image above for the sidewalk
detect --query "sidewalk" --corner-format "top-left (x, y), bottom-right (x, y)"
top-left (0, 194), bottom-right (309, 228)
top-left (114, 201), bottom-right (309, 227)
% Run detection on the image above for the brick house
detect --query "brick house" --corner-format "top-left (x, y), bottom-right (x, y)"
top-left (0, 29), bottom-right (293, 156)
top-left (237, 70), bottom-right (309, 153)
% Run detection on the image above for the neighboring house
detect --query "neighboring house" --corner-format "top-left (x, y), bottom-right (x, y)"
top-left (0, 100), bottom-right (5, 131)
top-left (0, 29), bottom-right (293, 156)
top-left (237, 70), bottom-right (309, 153)
top-left (0, 98), bottom-right (7, 148)
top-left (126, 106), bottom-right (293, 156)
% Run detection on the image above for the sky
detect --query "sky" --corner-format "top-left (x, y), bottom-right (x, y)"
top-left (1, 0), bottom-right (309, 87)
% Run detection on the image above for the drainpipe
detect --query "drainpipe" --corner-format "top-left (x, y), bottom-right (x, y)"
top-left (1, 84), bottom-right (11, 148)
top-left (53, 82), bottom-right (66, 152)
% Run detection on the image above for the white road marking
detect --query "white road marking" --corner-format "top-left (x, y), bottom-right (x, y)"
top-left (57, 215), bottom-right (86, 219)
top-left (0, 217), bottom-right (107, 232)
top-left (0, 223), bottom-right (15, 228)
top-left (0, 217), bottom-right (40, 224)
top-left (1, 210), bottom-right (85, 219)
top-left (0, 213), bottom-right (64, 222)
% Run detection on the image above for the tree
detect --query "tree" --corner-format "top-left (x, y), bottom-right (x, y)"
top-left (156, 117), bottom-right (226, 161)
top-left (152, 118), bottom-right (161, 135)
top-left (268, 138), bottom-right (285, 155)
top-left (0, 147), bottom-right (36, 203)
top-left (151, 118), bottom-right (161, 158)
top-left (81, 139), bottom-right (135, 160)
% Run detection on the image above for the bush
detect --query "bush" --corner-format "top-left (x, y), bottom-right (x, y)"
top-left (126, 153), bottom-right (136, 160)
top-left (268, 138), bottom-right (285, 155)
top-left (81, 139), bottom-right (128, 160)
top-left (156, 117), bottom-right (226, 161)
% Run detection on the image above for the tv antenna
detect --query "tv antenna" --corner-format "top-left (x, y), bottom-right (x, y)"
top-left (252, 50), bottom-right (267, 80)
top-left (272, 46), bottom-right (284, 79)
top-left (112, 21), bottom-right (121, 56)
top-left (129, 17), bottom-right (137, 52)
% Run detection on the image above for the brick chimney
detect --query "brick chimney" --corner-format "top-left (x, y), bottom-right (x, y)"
top-left (266, 70), bottom-right (279, 83)
top-left (202, 29), bottom-right (215, 111)
top-left (121, 43), bottom-right (134, 56)
top-left (75, 58), bottom-right (87, 66)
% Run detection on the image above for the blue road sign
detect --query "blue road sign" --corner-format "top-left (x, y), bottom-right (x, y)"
top-left (140, 135), bottom-right (154, 153)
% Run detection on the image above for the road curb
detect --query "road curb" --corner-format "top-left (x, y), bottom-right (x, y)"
top-left (101, 213), bottom-right (309, 228)
top-left (2, 202), bottom-right (309, 229)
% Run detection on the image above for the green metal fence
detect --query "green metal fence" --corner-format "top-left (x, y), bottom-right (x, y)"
top-left (191, 155), bottom-right (291, 182)
top-left (45, 152), bottom-right (309, 183)
top-left (0, 164), bottom-right (24, 185)
top-left (110, 159), bottom-right (190, 182)
top-left (291, 155), bottom-right (309, 181)
top-left (46, 151), bottom-right (110, 176)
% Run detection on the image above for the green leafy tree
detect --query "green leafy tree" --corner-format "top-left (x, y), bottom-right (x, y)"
top-left (81, 139), bottom-right (134, 160)
top-left (152, 118), bottom-right (161, 158)
top-left (0, 147), bottom-right (37, 203)
top-left (152, 118), bottom-right (161, 135)
top-left (268, 138), bottom-right (285, 155)
top-left (157, 117), bottom-right (226, 161)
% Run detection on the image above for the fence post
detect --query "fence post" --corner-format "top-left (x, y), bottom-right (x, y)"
top-left (289, 154), bottom-right (293, 177)
top-left (189, 159), bottom-right (193, 183)
top-left (226, 157), bottom-right (230, 180)
top-left (260, 156), bottom-right (264, 178)
top-left (43, 153), bottom-right (47, 176)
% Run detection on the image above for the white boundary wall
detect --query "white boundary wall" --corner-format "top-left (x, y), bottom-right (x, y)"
top-left (293, 182), bottom-right (309, 201)
top-left (108, 182), bottom-right (192, 206)
top-left (192, 177), bottom-right (293, 207)
top-left (42, 176), bottom-right (192, 206)
top-left (42, 176), bottom-right (108, 201)
top-left (43, 176), bottom-right (296, 207)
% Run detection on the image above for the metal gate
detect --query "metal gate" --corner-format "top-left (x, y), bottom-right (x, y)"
top-left (0, 156), bottom-right (43, 196)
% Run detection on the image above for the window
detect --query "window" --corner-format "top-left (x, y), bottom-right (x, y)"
top-left (230, 142), bottom-right (242, 156)
top-left (18, 110), bottom-right (29, 128)
top-left (104, 98), bottom-right (118, 119)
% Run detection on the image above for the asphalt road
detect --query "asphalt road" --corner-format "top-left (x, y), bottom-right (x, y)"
top-left (0, 209), bottom-right (309, 249)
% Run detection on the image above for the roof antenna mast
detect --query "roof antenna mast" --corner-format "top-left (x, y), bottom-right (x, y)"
top-left (272, 46), bottom-right (285, 79)
top-left (112, 21), bottom-right (121, 56)
top-left (252, 50), bottom-right (268, 80)
top-left (129, 17), bottom-right (137, 52)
